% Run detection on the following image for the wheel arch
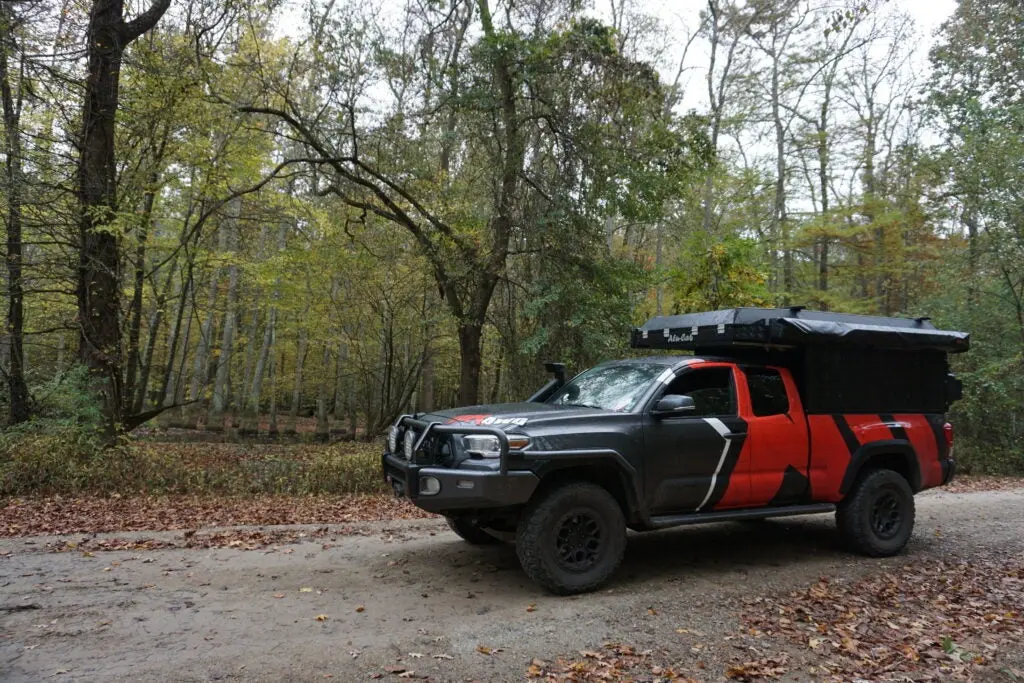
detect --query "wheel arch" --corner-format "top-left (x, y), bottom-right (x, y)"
top-left (532, 457), bottom-right (642, 524)
top-left (839, 440), bottom-right (922, 495)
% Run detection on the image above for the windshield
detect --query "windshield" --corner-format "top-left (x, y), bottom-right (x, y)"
top-left (546, 363), bottom-right (665, 412)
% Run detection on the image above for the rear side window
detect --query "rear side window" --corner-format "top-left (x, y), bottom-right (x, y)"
top-left (746, 368), bottom-right (789, 417)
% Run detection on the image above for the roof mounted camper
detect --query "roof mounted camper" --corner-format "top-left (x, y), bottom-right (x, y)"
top-left (631, 307), bottom-right (970, 353)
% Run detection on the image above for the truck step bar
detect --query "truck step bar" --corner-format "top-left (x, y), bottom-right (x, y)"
top-left (648, 503), bottom-right (836, 530)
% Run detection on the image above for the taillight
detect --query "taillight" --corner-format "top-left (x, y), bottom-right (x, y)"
top-left (943, 422), bottom-right (954, 448)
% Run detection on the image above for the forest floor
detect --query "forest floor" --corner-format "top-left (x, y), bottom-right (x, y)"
top-left (1, 484), bottom-right (1022, 682)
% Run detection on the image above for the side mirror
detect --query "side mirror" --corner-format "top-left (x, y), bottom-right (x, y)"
top-left (652, 394), bottom-right (696, 417)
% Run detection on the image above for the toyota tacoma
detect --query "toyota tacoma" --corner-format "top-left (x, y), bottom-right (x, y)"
top-left (382, 307), bottom-right (967, 594)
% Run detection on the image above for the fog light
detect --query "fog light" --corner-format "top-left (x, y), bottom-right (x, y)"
top-left (420, 476), bottom-right (441, 496)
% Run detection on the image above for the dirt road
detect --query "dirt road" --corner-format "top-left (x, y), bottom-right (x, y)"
top-left (3, 488), bottom-right (1023, 682)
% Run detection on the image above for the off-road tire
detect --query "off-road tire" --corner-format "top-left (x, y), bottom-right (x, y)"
top-left (836, 468), bottom-right (915, 557)
top-left (516, 482), bottom-right (627, 595)
top-left (445, 515), bottom-right (502, 545)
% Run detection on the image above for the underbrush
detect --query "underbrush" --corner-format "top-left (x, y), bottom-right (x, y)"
top-left (0, 431), bottom-right (387, 496)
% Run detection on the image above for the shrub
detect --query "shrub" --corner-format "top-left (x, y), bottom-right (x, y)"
top-left (0, 429), bottom-right (386, 497)
top-left (303, 444), bottom-right (387, 495)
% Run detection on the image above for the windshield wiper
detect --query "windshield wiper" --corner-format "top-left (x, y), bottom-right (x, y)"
top-left (559, 402), bottom-right (602, 410)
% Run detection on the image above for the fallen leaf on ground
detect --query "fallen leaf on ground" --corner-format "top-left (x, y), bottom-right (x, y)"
top-left (2, 489), bottom-right (436, 539)
top-left (741, 556), bottom-right (1024, 681)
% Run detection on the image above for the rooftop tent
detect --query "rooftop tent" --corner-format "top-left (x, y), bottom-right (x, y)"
top-left (631, 307), bottom-right (969, 414)
top-left (631, 307), bottom-right (970, 354)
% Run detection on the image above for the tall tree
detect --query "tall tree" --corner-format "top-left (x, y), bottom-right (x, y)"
top-left (1, 2), bottom-right (29, 424)
top-left (75, 0), bottom-right (171, 434)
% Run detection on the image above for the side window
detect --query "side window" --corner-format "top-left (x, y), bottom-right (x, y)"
top-left (662, 367), bottom-right (736, 417)
top-left (746, 368), bottom-right (789, 417)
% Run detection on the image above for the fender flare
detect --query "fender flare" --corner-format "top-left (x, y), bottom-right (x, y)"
top-left (523, 449), bottom-right (644, 521)
top-left (839, 440), bottom-right (922, 495)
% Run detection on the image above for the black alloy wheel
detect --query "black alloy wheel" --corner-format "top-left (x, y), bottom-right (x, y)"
top-left (555, 510), bottom-right (604, 572)
top-left (870, 490), bottom-right (902, 539)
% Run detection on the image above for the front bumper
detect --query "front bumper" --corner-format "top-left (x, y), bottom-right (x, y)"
top-left (382, 453), bottom-right (539, 512)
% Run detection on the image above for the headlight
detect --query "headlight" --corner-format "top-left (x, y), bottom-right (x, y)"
top-left (462, 434), bottom-right (530, 458)
top-left (464, 435), bottom-right (501, 458)
top-left (388, 426), bottom-right (400, 454)
top-left (403, 429), bottom-right (417, 461)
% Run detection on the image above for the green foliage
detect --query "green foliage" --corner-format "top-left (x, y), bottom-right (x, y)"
top-left (667, 233), bottom-right (770, 312)
top-left (924, 0), bottom-right (1024, 473)
top-left (521, 254), bottom-right (649, 369)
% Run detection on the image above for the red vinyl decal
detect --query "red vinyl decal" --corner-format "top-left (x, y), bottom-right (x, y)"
top-left (714, 435), bottom-right (753, 509)
top-left (843, 414), bottom-right (892, 445)
top-left (806, 414), bottom-right (853, 502)
top-left (895, 413), bottom-right (941, 488)
top-left (444, 414), bottom-right (491, 425)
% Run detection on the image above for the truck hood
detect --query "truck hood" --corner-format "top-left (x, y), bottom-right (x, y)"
top-left (418, 402), bottom-right (609, 430)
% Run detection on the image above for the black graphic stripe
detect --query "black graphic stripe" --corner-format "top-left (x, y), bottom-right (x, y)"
top-left (767, 465), bottom-right (810, 506)
top-left (832, 414), bottom-right (859, 455)
top-left (927, 413), bottom-right (948, 460)
top-left (880, 413), bottom-right (909, 442)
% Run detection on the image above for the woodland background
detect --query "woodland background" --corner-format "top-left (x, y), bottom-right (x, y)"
top-left (1, 0), bottom-right (1022, 494)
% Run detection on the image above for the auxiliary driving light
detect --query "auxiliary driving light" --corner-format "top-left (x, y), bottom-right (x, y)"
top-left (403, 429), bottom-right (417, 460)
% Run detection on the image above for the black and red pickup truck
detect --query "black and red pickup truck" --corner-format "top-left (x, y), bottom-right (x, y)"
top-left (383, 307), bottom-right (968, 594)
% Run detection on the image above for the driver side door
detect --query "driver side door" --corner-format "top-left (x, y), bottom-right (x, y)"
top-left (642, 364), bottom-right (750, 515)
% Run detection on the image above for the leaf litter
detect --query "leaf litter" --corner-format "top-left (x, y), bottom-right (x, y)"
top-left (740, 555), bottom-right (1024, 681)
top-left (2, 494), bottom-right (434, 538)
top-left (531, 554), bottom-right (1022, 681)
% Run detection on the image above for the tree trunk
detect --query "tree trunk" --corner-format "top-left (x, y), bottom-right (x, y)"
top-left (332, 343), bottom-right (347, 421)
top-left (315, 344), bottom-right (330, 442)
top-left (160, 269), bottom-right (190, 406)
top-left (816, 104), bottom-right (830, 297)
top-left (187, 274), bottom-right (218, 428)
top-left (1, 16), bottom-right (29, 425)
top-left (457, 324), bottom-right (483, 407)
top-left (134, 244), bottom-right (176, 413)
top-left (75, 0), bottom-right (170, 437)
top-left (419, 345), bottom-right (434, 414)
top-left (124, 178), bottom-right (157, 414)
top-left (210, 200), bottom-right (240, 429)
top-left (241, 308), bottom-right (275, 434)
top-left (268, 350), bottom-right (279, 437)
top-left (286, 328), bottom-right (307, 435)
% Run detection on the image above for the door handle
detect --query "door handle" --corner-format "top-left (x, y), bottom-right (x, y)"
top-left (723, 432), bottom-right (744, 439)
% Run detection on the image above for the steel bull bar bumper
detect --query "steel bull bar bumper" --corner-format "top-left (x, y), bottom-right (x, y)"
top-left (381, 416), bottom-right (539, 511)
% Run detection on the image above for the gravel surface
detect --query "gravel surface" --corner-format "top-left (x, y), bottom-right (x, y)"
top-left (2, 488), bottom-right (1023, 682)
